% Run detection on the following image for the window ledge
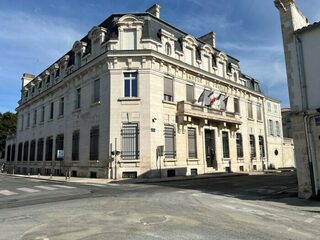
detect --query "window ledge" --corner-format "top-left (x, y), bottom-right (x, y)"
top-left (58, 115), bottom-right (64, 119)
top-left (47, 119), bottom-right (53, 123)
top-left (223, 158), bottom-right (231, 161)
top-left (257, 119), bottom-right (263, 123)
top-left (73, 108), bottom-right (81, 113)
top-left (162, 100), bottom-right (176, 106)
top-left (247, 117), bottom-right (254, 121)
top-left (118, 97), bottom-right (141, 102)
top-left (164, 158), bottom-right (176, 162)
top-left (91, 101), bottom-right (101, 107)
top-left (187, 158), bottom-right (199, 162)
top-left (118, 159), bottom-right (140, 163)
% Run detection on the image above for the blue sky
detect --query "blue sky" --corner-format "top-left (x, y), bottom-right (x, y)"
top-left (0, 0), bottom-right (319, 113)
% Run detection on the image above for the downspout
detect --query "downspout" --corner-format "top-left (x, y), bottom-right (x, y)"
top-left (303, 113), bottom-right (319, 197)
top-left (262, 99), bottom-right (269, 170)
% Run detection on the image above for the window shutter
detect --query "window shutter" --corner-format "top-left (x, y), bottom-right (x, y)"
top-left (164, 77), bottom-right (173, 96)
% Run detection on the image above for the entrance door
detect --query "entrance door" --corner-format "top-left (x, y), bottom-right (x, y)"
top-left (205, 129), bottom-right (217, 168)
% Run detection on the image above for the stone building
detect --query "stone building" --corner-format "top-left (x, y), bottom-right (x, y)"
top-left (281, 108), bottom-right (293, 138)
top-left (275, 0), bottom-right (320, 198)
top-left (5, 4), bottom-right (287, 179)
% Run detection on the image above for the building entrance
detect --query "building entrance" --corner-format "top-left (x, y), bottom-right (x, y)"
top-left (205, 129), bottom-right (217, 168)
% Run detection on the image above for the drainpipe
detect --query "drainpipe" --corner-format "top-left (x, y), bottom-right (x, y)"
top-left (303, 112), bottom-right (320, 197)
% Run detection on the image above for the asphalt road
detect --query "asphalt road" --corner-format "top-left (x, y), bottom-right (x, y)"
top-left (0, 172), bottom-right (319, 240)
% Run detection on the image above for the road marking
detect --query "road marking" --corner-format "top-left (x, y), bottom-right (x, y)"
top-left (51, 185), bottom-right (76, 189)
top-left (304, 218), bottom-right (315, 223)
top-left (0, 190), bottom-right (17, 196)
top-left (16, 187), bottom-right (40, 193)
top-left (35, 186), bottom-right (58, 191)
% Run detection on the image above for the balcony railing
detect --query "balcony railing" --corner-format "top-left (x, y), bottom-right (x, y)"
top-left (177, 101), bottom-right (241, 125)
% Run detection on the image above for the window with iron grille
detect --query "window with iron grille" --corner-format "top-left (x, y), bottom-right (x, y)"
top-left (45, 137), bottom-right (53, 161)
top-left (186, 84), bottom-right (194, 102)
top-left (188, 128), bottom-right (197, 158)
top-left (72, 130), bottom-right (80, 161)
top-left (249, 135), bottom-right (256, 158)
top-left (259, 136), bottom-right (265, 157)
top-left (90, 126), bottom-right (99, 160)
top-left (93, 79), bottom-right (100, 103)
top-left (11, 144), bottom-right (15, 162)
top-left (30, 140), bottom-right (36, 161)
top-left (55, 134), bottom-right (64, 160)
top-left (222, 131), bottom-right (230, 158)
top-left (17, 143), bottom-right (22, 161)
top-left (23, 141), bottom-right (29, 161)
top-left (163, 77), bottom-right (173, 101)
top-left (247, 102), bottom-right (253, 119)
top-left (6, 145), bottom-right (11, 162)
top-left (236, 133), bottom-right (243, 158)
top-left (37, 138), bottom-right (44, 161)
top-left (164, 125), bottom-right (176, 159)
top-left (124, 72), bottom-right (138, 97)
top-left (121, 123), bottom-right (139, 160)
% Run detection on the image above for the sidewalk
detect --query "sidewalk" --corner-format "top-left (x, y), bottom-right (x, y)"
top-left (3, 172), bottom-right (248, 185)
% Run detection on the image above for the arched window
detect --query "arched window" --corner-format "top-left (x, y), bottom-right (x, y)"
top-left (165, 42), bottom-right (172, 56)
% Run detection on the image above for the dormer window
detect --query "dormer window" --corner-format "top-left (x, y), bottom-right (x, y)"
top-left (123, 29), bottom-right (136, 50)
top-left (234, 72), bottom-right (238, 81)
top-left (185, 47), bottom-right (193, 65)
top-left (55, 68), bottom-right (60, 78)
top-left (46, 76), bottom-right (50, 84)
top-left (165, 42), bottom-right (172, 56)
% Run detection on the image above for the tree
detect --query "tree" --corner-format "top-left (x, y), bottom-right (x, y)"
top-left (0, 112), bottom-right (17, 158)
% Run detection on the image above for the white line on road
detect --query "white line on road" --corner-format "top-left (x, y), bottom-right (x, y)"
top-left (35, 186), bottom-right (58, 191)
top-left (304, 218), bottom-right (315, 223)
top-left (16, 187), bottom-right (40, 193)
top-left (51, 185), bottom-right (76, 189)
top-left (0, 190), bottom-right (17, 196)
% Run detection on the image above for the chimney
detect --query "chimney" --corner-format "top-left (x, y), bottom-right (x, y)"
top-left (21, 73), bottom-right (35, 88)
top-left (146, 4), bottom-right (161, 18)
top-left (199, 32), bottom-right (216, 48)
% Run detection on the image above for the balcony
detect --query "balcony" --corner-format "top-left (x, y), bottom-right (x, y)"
top-left (177, 101), bottom-right (242, 125)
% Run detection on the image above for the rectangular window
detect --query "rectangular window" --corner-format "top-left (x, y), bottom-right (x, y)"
top-left (93, 79), bottom-right (100, 103)
top-left (27, 112), bottom-right (30, 128)
top-left (59, 97), bottom-right (64, 116)
top-left (164, 125), bottom-right (176, 159)
top-left (122, 29), bottom-right (136, 50)
top-left (45, 136), bottom-right (53, 161)
top-left (247, 102), bottom-right (253, 119)
top-left (236, 133), bottom-right (243, 158)
top-left (249, 135), bottom-right (256, 158)
top-left (202, 56), bottom-right (210, 71)
top-left (76, 88), bottom-right (81, 109)
top-left (269, 120), bottom-right (274, 136)
top-left (55, 134), bottom-right (64, 160)
top-left (124, 72), bottom-right (138, 97)
top-left (276, 121), bottom-right (281, 137)
top-left (259, 136), bottom-right (265, 157)
top-left (257, 104), bottom-right (262, 121)
top-left (41, 106), bottom-right (45, 122)
top-left (164, 77), bottom-right (173, 101)
top-left (20, 114), bottom-right (24, 130)
top-left (186, 84), bottom-right (194, 102)
top-left (222, 131), bottom-right (230, 158)
top-left (29, 140), bottom-right (36, 161)
top-left (33, 109), bottom-right (37, 126)
top-left (188, 128), bottom-right (197, 158)
top-left (23, 141), bottom-right (29, 161)
top-left (121, 123), bottom-right (139, 160)
top-left (37, 138), bottom-right (44, 161)
top-left (49, 102), bottom-right (54, 120)
top-left (11, 144), bottom-right (15, 162)
top-left (6, 145), bottom-right (11, 162)
top-left (72, 130), bottom-right (80, 161)
top-left (17, 143), bottom-right (23, 161)
top-left (90, 126), bottom-right (99, 160)
top-left (267, 102), bottom-right (271, 112)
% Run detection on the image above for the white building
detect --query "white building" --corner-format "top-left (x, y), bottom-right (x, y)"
top-left (275, 0), bottom-right (320, 198)
top-left (5, 4), bottom-right (290, 179)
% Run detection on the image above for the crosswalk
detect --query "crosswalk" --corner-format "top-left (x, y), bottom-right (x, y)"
top-left (0, 184), bottom-right (77, 197)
